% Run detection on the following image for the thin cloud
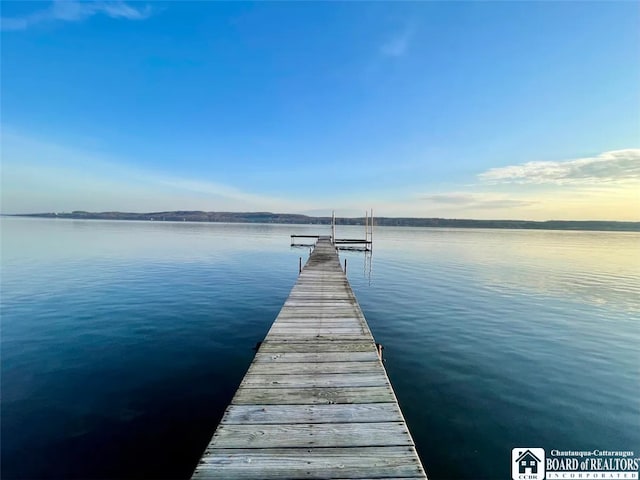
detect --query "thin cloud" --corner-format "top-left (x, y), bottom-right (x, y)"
top-left (1, 0), bottom-right (152, 31)
top-left (0, 127), bottom-right (300, 214)
top-left (380, 29), bottom-right (412, 57)
top-left (152, 177), bottom-right (294, 209)
top-left (480, 149), bottom-right (640, 185)
top-left (419, 193), bottom-right (537, 209)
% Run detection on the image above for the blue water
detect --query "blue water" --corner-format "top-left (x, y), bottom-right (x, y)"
top-left (1, 218), bottom-right (639, 479)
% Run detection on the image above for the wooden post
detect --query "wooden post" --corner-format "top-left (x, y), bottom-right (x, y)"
top-left (299, 257), bottom-right (302, 274)
top-left (344, 258), bottom-right (347, 274)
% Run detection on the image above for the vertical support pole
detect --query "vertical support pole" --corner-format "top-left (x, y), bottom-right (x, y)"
top-left (365, 210), bottom-right (368, 243)
top-left (370, 208), bottom-right (374, 251)
top-left (331, 210), bottom-right (336, 246)
top-left (344, 258), bottom-right (347, 274)
top-left (299, 257), bottom-right (302, 274)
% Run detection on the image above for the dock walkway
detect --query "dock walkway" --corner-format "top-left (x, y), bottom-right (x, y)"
top-left (192, 237), bottom-right (427, 479)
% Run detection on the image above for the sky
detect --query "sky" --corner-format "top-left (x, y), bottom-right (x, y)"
top-left (1, 1), bottom-right (639, 220)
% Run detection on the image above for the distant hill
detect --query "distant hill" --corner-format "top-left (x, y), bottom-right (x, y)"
top-left (9, 211), bottom-right (640, 231)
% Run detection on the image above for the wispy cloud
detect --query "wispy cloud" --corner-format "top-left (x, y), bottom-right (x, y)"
top-left (1, 0), bottom-right (152, 31)
top-left (380, 28), bottom-right (412, 57)
top-left (419, 192), bottom-right (537, 210)
top-left (479, 149), bottom-right (640, 185)
top-left (152, 177), bottom-right (294, 210)
top-left (0, 128), bottom-right (303, 214)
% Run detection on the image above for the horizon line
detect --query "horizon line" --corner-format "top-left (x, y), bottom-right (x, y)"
top-left (3, 210), bottom-right (639, 225)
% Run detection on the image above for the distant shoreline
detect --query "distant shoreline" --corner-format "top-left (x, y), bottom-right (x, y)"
top-left (5, 211), bottom-right (639, 232)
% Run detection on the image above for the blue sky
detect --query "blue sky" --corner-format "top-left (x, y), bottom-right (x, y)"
top-left (1, 1), bottom-right (639, 220)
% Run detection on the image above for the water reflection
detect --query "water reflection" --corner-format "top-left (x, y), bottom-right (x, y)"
top-left (369, 227), bottom-right (640, 312)
top-left (1, 217), bottom-right (638, 480)
top-left (2, 217), bottom-right (335, 263)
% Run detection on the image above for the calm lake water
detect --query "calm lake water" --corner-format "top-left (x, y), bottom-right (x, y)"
top-left (1, 217), bottom-right (639, 479)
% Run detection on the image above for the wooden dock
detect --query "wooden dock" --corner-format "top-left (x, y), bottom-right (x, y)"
top-left (191, 236), bottom-right (427, 479)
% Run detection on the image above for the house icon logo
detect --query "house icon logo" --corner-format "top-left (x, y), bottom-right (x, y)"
top-left (512, 448), bottom-right (545, 480)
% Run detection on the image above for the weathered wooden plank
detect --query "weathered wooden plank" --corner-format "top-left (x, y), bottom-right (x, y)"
top-left (201, 447), bottom-right (420, 458)
top-left (267, 331), bottom-right (367, 337)
top-left (265, 336), bottom-right (371, 342)
top-left (210, 422), bottom-right (412, 449)
top-left (268, 325), bottom-right (365, 332)
top-left (276, 311), bottom-right (361, 317)
top-left (253, 351), bottom-right (379, 363)
top-left (267, 328), bottom-right (367, 336)
top-left (275, 317), bottom-right (365, 323)
top-left (258, 341), bottom-right (376, 353)
top-left (278, 310), bottom-right (362, 316)
top-left (247, 361), bottom-right (381, 375)
top-left (259, 340), bottom-right (373, 345)
top-left (268, 332), bottom-right (369, 339)
top-left (284, 298), bottom-right (355, 303)
top-left (193, 447), bottom-right (425, 479)
top-left (266, 332), bottom-right (368, 338)
top-left (289, 287), bottom-right (350, 290)
top-left (222, 403), bottom-right (403, 424)
top-left (283, 303), bottom-right (358, 308)
top-left (267, 328), bottom-right (367, 335)
top-left (265, 335), bottom-right (372, 342)
top-left (283, 301), bottom-right (356, 304)
top-left (275, 313), bottom-right (365, 320)
top-left (274, 315), bottom-right (364, 321)
top-left (277, 309), bottom-right (364, 316)
top-left (281, 292), bottom-right (355, 296)
top-left (240, 372), bottom-right (389, 388)
top-left (231, 386), bottom-right (395, 405)
top-left (270, 322), bottom-right (365, 328)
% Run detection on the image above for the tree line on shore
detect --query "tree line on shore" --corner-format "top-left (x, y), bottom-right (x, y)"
top-left (11, 211), bottom-right (640, 231)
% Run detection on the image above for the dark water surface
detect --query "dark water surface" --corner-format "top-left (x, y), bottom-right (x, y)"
top-left (2, 218), bottom-right (638, 479)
